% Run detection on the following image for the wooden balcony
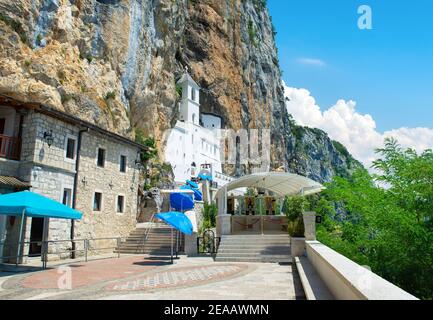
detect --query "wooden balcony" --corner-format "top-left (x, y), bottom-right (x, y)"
top-left (0, 134), bottom-right (21, 160)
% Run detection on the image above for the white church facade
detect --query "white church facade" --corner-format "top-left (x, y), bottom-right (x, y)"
top-left (164, 71), bottom-right (234, 189)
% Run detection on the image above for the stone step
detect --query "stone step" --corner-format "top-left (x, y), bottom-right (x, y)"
top-left (120, 237), bottom-right (176, 243)
top-left (220, 238), bottom-right (290, 241)
top-left (216, 252), bottom-right (290, 258)
top-left (114, 249), bottom-right (172, 255)
top-left (217, 249), bottom-right (290, 254)
top-left (218, 242), bottom-right (290, 246)
top-left (214, 256), bottom-right (292, 263)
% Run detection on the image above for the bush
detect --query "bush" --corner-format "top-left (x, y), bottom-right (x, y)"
top-left (283, 196), bottom-right (307, 237)
top-left (104, 91), bottom-right (116, 100)
top-left (200, 202), bottom-right (217, 234)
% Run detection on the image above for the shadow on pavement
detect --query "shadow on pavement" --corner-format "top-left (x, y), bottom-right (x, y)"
top-left (0, 263), bottom-right (43, 275)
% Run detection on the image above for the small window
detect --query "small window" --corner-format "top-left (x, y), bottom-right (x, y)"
top-left (117, 195), bottom-right (125, 213)
top-left (97, 148), bottom-right (105, 167)
top-left (66, 138), bottom-right (76, 160)
top-left (93, 192), bottom-right (102, 211)
top-left (191, 87), bottom-right (195, 101)
top-left (62, 188), bottom-right (72, 207)
top-left (120, 155), bottom-right (127, 173)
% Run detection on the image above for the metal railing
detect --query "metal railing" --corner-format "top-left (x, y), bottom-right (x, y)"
top-left (0, 134), bottom-right (21, 160)
top-left (0, 236), bottom-right (124, 269)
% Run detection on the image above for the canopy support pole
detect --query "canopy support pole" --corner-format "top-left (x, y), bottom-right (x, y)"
top-left (16, 208), bottom-right (25, 266)
top-left (170, 228), bottom-right (174, 264)
top-left (41, 218), bottom-right (49, 269)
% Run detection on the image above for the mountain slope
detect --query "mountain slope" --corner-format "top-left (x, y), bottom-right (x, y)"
top-left (0, 0), bottom-right (363, 182)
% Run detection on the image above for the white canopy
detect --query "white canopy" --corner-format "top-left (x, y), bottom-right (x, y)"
top-left (215, 172), bottom-right (324, 199)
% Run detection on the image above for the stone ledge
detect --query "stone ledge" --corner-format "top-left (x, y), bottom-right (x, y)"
top-left (306, 241), bottom-right (418, 300)
top-left (294, 256), bottom-right (334, 300)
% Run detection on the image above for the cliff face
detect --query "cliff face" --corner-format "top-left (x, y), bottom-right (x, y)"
top-left (0, 0), bottom-right (362, 183)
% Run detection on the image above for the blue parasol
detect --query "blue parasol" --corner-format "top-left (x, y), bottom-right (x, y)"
top-left (170, 192), bottom-right (195, 211)
top-left (186, 180), bottom-right (199, 189)
top-left (180, 185), bottom-right (203, 201)
top-left (155, 211), bottom-right (193, 235)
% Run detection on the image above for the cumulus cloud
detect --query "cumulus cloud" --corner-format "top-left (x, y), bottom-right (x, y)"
top-left (297, 57), bottom-right (326, 67)
top-left (283, 82), bottom-right (433, 167)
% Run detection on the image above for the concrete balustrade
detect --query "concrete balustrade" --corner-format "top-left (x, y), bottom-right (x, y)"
top-left (305, 240), bottom-right (418, 300)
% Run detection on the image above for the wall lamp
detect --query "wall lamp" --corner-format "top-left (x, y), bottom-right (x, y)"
top-left (43, 130), bottom-right (54, 147)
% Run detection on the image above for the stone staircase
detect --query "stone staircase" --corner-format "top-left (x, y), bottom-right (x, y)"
top-left (215, 234), bottom-right (291, 263)
top-left (114, 226), bottom-right (175, 256)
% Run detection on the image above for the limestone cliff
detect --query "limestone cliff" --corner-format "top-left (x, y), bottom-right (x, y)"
top-left (0, 0), bottom-right (363, 183)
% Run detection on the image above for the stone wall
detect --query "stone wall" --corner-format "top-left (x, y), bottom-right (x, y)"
top-left (74, 128), bottom-right (140, 252)
top-left (1, 110), bottom-right (140, 260)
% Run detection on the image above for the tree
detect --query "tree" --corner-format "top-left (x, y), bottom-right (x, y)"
top-left (312, 139), bottom-right (433, 299)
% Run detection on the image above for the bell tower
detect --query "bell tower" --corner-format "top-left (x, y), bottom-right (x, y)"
top-left (177, 67), bottom-right (200, 125)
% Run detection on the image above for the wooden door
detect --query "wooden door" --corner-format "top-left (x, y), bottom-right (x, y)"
top-left (0, 118), bottom-right (5, 134)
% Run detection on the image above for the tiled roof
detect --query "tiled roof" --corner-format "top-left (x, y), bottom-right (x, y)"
top-left (0, 176), bottom-right (31, 189)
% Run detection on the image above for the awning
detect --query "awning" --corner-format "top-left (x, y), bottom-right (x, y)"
top-left (215, 172), bottom-right (325, 199)
top-left (155, 211), bottom-right (193, 235)
top-left (0, 176), bottom-right (31, 189)
top-left (0, 191), bottom-right (82, 219)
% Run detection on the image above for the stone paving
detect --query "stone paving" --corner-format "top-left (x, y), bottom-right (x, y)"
top-left (106, 264), bottom-right (248, 291)
top-left (0, 255), bottom-right (305, 300)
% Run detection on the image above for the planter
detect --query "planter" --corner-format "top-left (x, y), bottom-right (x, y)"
top-left (290, 237), bottom-right (306, 257)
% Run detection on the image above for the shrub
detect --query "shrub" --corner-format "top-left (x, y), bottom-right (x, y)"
top-left (104, 91), bottom-right (116, 100)
top-left (283, 196), bottom-right (307, 237)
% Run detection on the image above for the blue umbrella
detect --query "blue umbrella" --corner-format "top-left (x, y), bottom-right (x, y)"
top-left (180, 185), bottom-right (203, 201)
top-left (198, 173), bottom-right (213, 181)
top-left (155, 211), bottom-right (193, 235)
top-left (170, 192), bottom-right (194, 211)
top-left (186, 180), bottom-right (199, 189)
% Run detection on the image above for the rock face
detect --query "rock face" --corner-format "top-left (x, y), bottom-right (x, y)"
top-left (0, 0), bottom-right (363, 183)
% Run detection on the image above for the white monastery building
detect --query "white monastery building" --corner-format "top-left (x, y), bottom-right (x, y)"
top-left (164, 71), bottom-right (234, 188)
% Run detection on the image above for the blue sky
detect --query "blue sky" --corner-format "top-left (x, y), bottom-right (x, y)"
top-left (267, 0), bottom-right (433, 132)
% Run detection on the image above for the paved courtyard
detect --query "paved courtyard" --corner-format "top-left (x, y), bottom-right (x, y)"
top-left (0, 255), bottom-right (305, 300)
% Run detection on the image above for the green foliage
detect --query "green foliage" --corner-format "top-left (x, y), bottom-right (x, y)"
top-left (36, 34), bottom-right (43, 46)
top-left (251, 0), bottom-right (267, 11)
top-left (135, 129), bottom-right (158, 164)
top-left (0, 12), bottom-right (27, 43)
top-left (80, 52), bottom-right (94, 63)
top-left (332, 140), bottom-right (350, 159)
top-left (247, 19), bottom-right (258, 47)
top-left (283, 196), bottom-right (307, 237)
top-left (201, 202), bottom-right (218, 233)
top-left (312, 139), bottom-right (433, 299)
top-left (104, 91), bottom-right (116, 100)
top-left (175, 84), bottom-right (183, 98)
top-left (61, 94), bottom-right (73, 104)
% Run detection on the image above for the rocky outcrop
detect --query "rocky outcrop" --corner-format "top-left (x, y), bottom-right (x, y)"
top-left (287, 126), bottom-right (363, 183)
top-left (0, 0), bottom-right (363, 183)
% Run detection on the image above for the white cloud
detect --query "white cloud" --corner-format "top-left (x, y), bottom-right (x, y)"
top-left (283, 82), bottom-right (433, 168)
top-left (297, 57), bottom-right (326, 67)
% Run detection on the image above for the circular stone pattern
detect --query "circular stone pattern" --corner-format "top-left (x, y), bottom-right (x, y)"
top-left (106, 264), bottom-right (248, 291)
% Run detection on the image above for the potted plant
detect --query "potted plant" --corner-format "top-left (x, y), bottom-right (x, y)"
top-left (284, 196), bottom-right (307, 257)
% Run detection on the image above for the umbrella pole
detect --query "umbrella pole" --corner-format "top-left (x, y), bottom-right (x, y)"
top-left (16, 209), bottom-right (25, 266)
top-left (170, 228), bottom-right (173, 264)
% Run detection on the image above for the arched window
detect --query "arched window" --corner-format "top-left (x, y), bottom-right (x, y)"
top-left (192, 113), bottom-right (196, 124)
top-left (191, 87), bottom-right (195, 101)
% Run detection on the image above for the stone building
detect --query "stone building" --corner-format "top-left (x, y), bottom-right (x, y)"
top-left (0, 96), bottom-right (145, 261)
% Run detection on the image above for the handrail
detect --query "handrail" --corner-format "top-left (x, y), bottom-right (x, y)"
top-left (0, 236), bottom-right (126, 269)
top-left (0, 134), bottom-right (21, 160)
